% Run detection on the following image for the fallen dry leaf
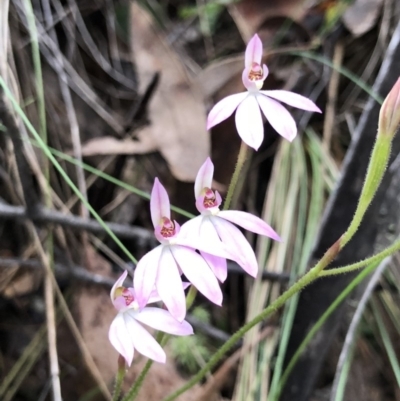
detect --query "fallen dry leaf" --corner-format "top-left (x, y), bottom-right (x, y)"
top-left (342, 0), bottom-right (384, 37)
top-left (80, 135), bottom-right (156, 157)
top-left (128, 3), bottom-right (210, 182)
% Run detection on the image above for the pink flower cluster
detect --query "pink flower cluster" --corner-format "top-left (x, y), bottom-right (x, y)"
top-left (109, 158), bottom-right (280, 365)
top-left (108, 34), bottom-right (320, 366)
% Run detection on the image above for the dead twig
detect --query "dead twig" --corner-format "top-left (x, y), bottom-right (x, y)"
top-left (0, 200), bottom-right (155, 246)
top-left (329, 257), bottom-right (391, 401)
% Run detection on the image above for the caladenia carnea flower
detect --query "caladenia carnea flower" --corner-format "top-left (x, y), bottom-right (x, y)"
top-left (180, 158), bottom-right (281, 281)
top-left (207, 33), bottom-right (321, 150)
top-left (108, 271), bottom-right (193, 366)
top-left (134, 178), bottom-right (226, 322)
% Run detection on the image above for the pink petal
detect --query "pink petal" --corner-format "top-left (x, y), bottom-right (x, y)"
top-left (113, 295), bottom-right (130, 311)
top-left (262, 90), bottom-right (321, 112)
top-left (200, 251), bottom-right (227, 282)
top-left (110, 270), bottom-right (128, 304)
top-left (156, 247), bottom-right (187, 322)
top-left (171, 245), bottom-right (223, 306)
top-left (245, 34), bottom-right (263, 68)
top-left (207, 92), bottom-right (248, 130)
top-left (134, 307), bottom-right (193, 336)
top-left (235, 95), bottom-right (264, 150)
top-left (124, 312), bottom-right (166, 363)
top-left (146, 282), bottom-right (190, 304)
top-left (133, 246), bottom-right (162, 309)
top-left (218, 210), bottom-right (281, 241)
top-left (150, 178), bottom-right (170, 228)
top-left (177, 217), bottom-right (231, 259)
top-left (178, 215), bottom-right (203, 239)
top-left (109, 313), bottom-right (134, 366)
top-left (211, 216), bottom-right (258, 277)
top-left (195, 158), bottom-right (214, 198)
top-left (256, 94), bottom-right (297, 142)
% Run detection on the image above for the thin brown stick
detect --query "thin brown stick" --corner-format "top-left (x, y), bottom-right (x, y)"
top-left (0, 201), bottom-right (155, 245)
top-left (322, 41), bottom-right (344, 152)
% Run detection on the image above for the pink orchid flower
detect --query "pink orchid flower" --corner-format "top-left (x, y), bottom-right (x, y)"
top-left (134, 178), bottom-right (225, 322)
top-left (180, 158), bottom-right (281, 280)
top-left (109, 271), bottom-right (193, 366)
top-left (207, 34), bottom-right (321, 150)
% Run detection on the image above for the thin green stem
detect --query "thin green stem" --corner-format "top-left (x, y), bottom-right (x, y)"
top-left (122, 361), bottom-right (152, 401)
top-left (291, 51), bottom-right (383, 104)
top-left (371, 299), bottom-right (400, 387)
top-left (223, 141), bottom-right (249, 210)
top-left (319, 236), bottom-right (400, 277)
top-left (0, 77), bottom-right (138, 264)
top-left (274, 260), bottom-right (379, 400)
top-left (112, 363), bottom-right (126, 401)
top-left (26, 139), bottom-right (194, 219)
top-left (186, 286), bottom-right (198, 309)
top-left (122, 333), bottom-right (165, 401)
top-left (339, 137), bottom-right (391, 249)
top-left (160, 245), bottom-right (338, 401)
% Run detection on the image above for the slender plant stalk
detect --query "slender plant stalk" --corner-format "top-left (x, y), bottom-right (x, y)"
top-left (121, 333), bottom-right (165, 401)
top-left (319, 237), bottom-right (400, 277)
top-left (112, 360), bottom-right (126, 401)
top-left (160, 243), bottom-right (340, 401)
top-left (371, 299), bottom-right (400, 387)
top-left (223, 141), bottom-right (249, 210)
top-left (339, 138), bottom-right (391, 249)
top-left (186, 286), bottom-right (198, 309)
top-left (122, 361), bottom-right (152, 401)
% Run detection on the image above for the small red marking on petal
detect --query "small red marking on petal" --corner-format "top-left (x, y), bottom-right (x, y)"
top-left (248, 63), bottom-right (263, 81)
top-left (160, 217), bottom-right (176, 238)
top-left (122, 288), bottom-right (134, 306)
top-left (203, 188), bottom-right (219, 208)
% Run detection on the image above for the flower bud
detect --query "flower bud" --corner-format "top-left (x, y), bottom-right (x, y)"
top-left (379, 77), bottom-right (400, 138)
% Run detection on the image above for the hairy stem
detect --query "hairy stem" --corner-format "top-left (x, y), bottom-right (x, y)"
top-left (223, 141), bottom-right (249, 210)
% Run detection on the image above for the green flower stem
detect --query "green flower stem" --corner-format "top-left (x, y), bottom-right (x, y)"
top-left (319, 236), bottom-right (400, 277)
top-left (223, 141), bottom-right (249, 211)
top-left (122, 333), bottom-right (165, 401)
top-left (122, 361), bottom-right (152, 401)
top-left (0, 77), bottom-right (138, 264)
top-left (186, 286), bottom-right (198, 309)
top-left (339, 135), bottom-right (391, 249)
top-left (160, 243), bottom-right (340, 401)
top-left (112, 359), bottom-right (126, 401)
top-left (274, 260), bottom-right (379, 400)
